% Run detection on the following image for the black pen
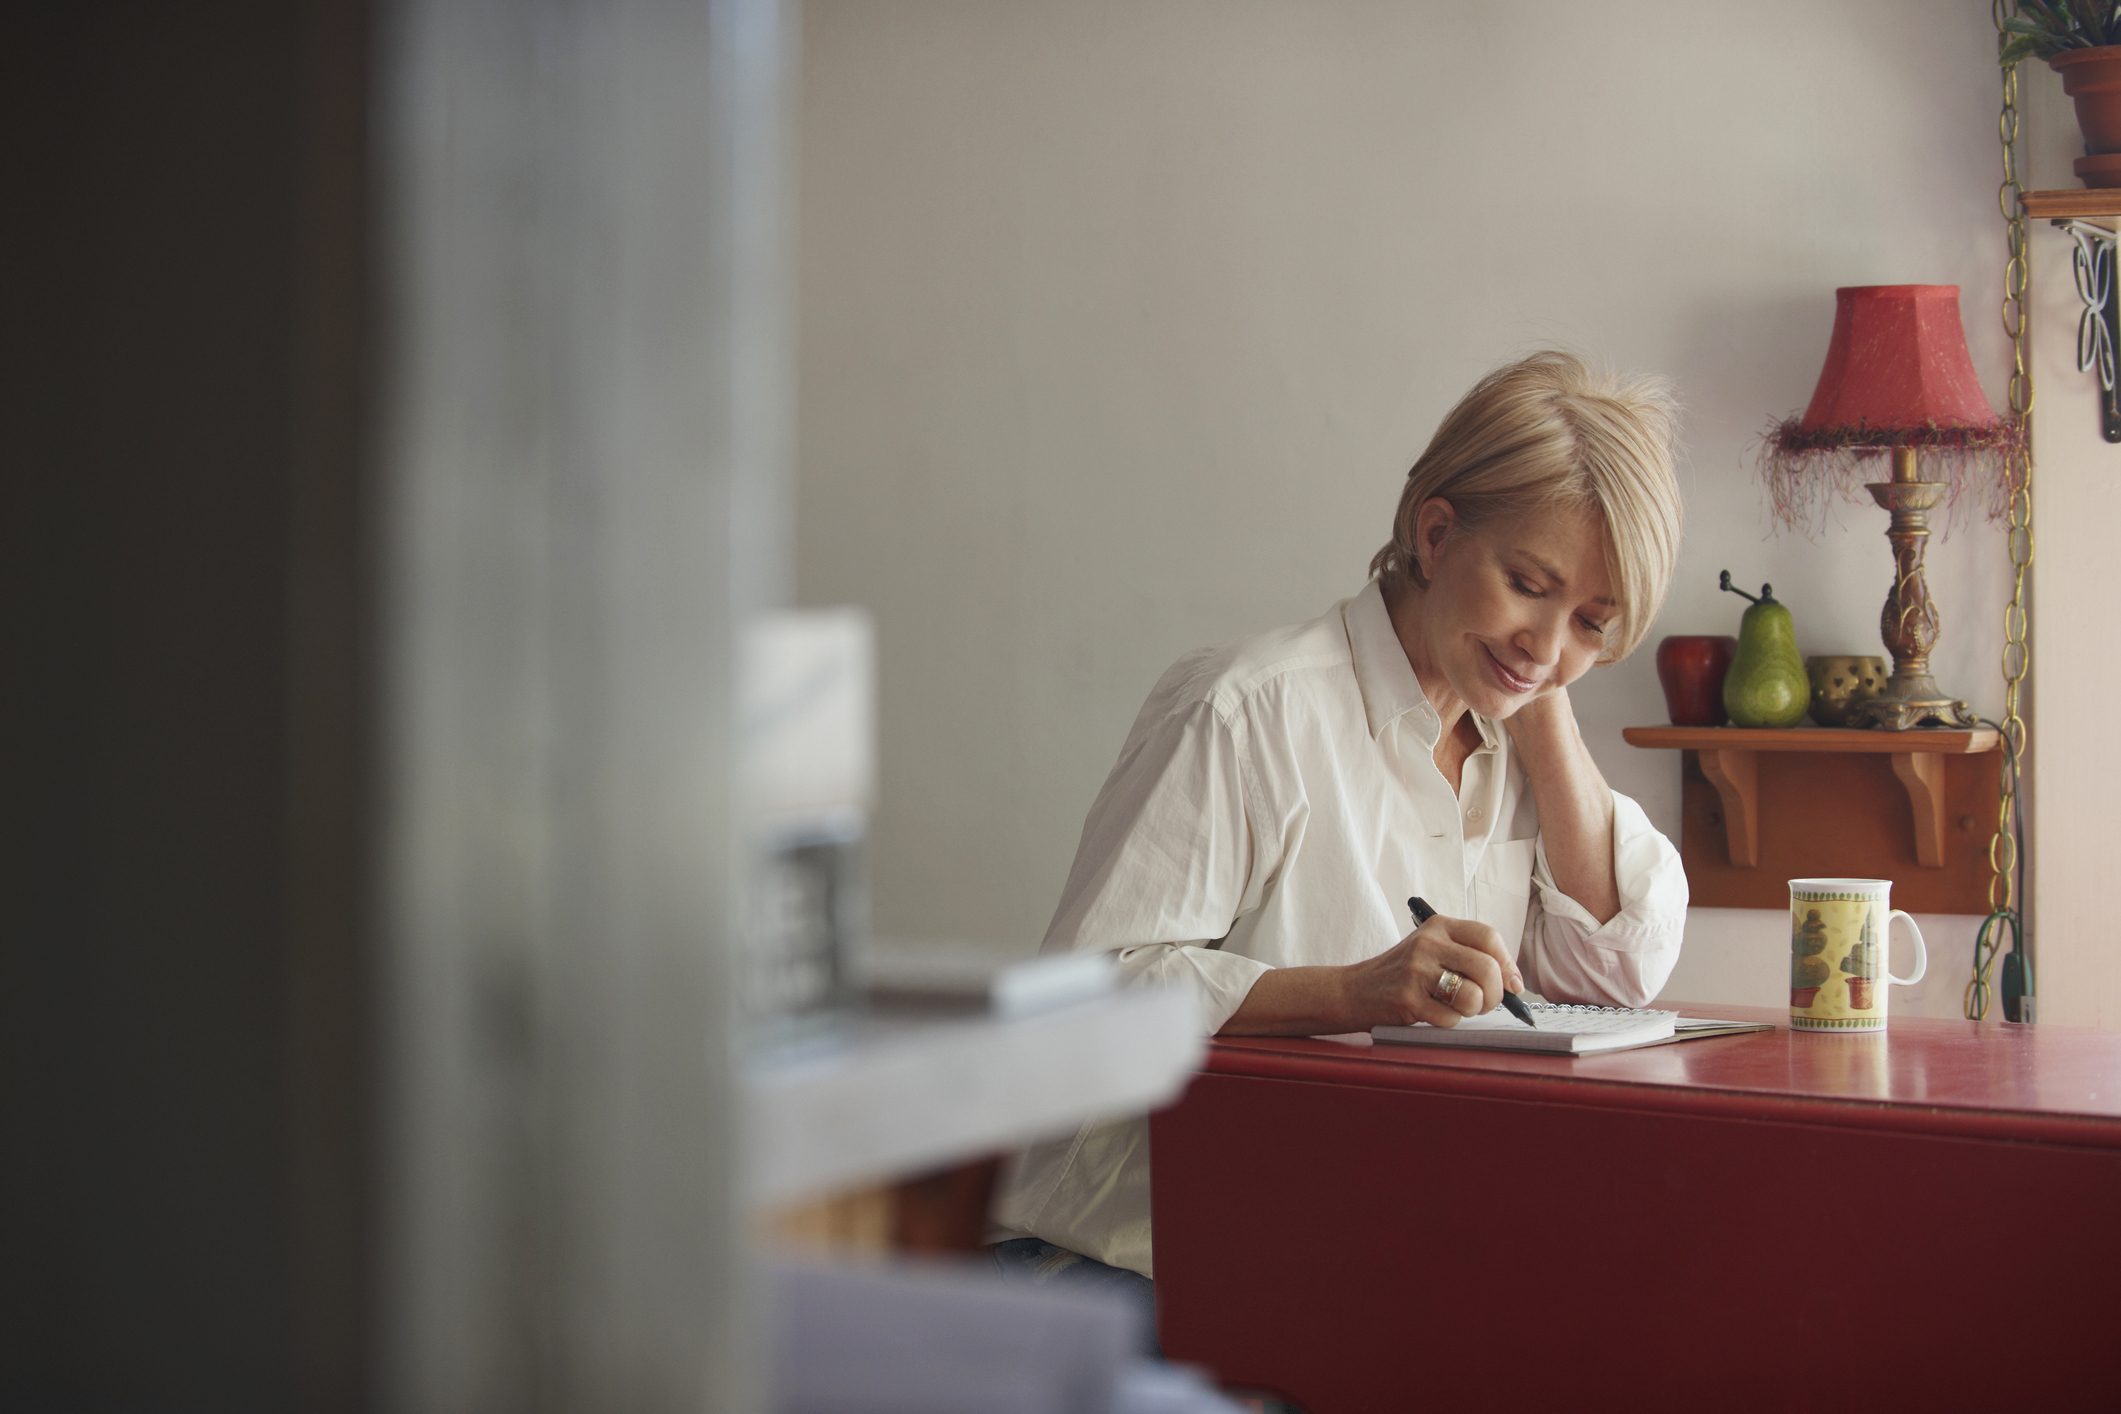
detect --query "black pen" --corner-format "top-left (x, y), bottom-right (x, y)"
top-left (1408, 895), bottom-right (1537, 1027)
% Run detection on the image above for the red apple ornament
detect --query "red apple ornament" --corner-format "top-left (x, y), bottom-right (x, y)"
top-left (1656, 635), bottom-right (1738, 727)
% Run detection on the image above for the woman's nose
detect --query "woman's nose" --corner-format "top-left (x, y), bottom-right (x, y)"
top-left (1517, 615), bottom-right (1565, 667)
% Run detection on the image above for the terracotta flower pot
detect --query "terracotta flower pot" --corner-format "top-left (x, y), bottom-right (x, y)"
top-left (1791, 986), bottom-right (1822, 1009)
top-left (2053, 47), bottom-right (2121, 185)
top-left (1847, 978), bottom-right (1874, 1010)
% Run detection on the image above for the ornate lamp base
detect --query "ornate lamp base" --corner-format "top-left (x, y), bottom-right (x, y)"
top-left (1857, 451), bottom-right (1979, 733)
top-left (1846, 673), bottom-right (1978, 731)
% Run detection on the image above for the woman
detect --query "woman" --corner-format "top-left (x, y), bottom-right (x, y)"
top-left (990, 351), bottom-right (1690, 1311)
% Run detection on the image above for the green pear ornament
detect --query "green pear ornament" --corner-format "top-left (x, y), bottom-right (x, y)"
top-left (1719, 571), bottom-right (1808, 729)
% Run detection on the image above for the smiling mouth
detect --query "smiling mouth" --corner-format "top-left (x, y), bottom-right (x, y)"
top-left (1483, 645), bottom-right (1540, 694)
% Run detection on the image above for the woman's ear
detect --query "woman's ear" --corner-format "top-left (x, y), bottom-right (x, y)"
top-left (1412, 497), bottom-right (1457, 577)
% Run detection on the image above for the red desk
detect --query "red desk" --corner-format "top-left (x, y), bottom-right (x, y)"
top-left (1149, 1006), bottom-right (2121, 1412)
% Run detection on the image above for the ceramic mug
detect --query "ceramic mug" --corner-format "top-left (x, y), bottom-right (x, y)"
top-left (1788, 878), bottom-right (1926, 1032)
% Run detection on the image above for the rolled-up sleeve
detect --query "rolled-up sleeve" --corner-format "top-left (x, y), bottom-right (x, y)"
top-left (1520, 789), bottom-right (1687, 1008)
top-left (1040, 695), bottom-right (1272, 1034)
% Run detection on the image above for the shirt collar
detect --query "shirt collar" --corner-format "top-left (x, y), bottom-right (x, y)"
top-left (1343, 580), bottom-right (1501, 752)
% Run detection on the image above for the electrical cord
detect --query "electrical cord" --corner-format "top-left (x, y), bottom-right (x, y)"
top-left (1967, 716), bottom-right (2029, 1021)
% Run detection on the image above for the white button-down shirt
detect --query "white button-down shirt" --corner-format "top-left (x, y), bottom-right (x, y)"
top-left (994, 581), bottom-right (1688, 1276)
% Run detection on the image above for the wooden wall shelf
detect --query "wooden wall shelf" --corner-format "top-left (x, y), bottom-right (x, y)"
top-left (1622, 726), bottom-right (2001, 914)
top-left (2022, 188), bottom-right (2121, 223)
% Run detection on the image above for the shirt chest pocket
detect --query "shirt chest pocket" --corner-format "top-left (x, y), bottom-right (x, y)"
top-left (1470, 837), bottom-right (1538, 951)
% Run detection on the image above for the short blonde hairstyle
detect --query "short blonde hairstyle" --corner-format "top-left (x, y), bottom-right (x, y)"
top-left (1369, 351), bottom-right (1683, 664)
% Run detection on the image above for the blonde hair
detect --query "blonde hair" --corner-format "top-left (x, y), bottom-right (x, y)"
top-left (1369, 351), bottom-right (1683, 664)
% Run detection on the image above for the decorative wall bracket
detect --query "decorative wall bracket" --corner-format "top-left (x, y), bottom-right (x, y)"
top-left (2055, 218), bottom-right (2121, 443)
top-left (1694, 746), bottom-right (1758, 865)
top-left (1622, 726), bottom-right (2002, 913)
top-left (1690, 742), bottom-right (1964, 868)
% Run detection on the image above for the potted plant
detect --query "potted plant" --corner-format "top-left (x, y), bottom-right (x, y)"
top-left (1840, 915), bottom-right (1880, 1010)
top-left (2002, 2), bottom-right (2121, 185)
top-left (1792, 909), bottom-right (1831, 1008)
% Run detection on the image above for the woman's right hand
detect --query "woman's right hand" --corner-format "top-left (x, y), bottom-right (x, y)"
top-left (1339, 911), bottom-right (1523, 1029)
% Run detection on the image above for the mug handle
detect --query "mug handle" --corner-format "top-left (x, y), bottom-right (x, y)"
top-left (1887, 909), bottom-right (1927, 987)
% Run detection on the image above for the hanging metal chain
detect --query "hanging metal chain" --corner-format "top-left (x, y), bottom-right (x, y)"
top-left (1971, 0), bottom-right (2036, 1020)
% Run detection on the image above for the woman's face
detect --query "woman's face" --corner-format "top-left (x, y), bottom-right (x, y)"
top-left (1409, 500), bottom-right (1617, 719)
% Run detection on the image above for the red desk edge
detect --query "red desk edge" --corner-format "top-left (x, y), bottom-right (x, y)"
top-left (1203, 1002), bottom-right (2121, 1151)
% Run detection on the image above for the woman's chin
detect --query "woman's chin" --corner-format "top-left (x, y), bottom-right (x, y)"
top-left (1471, 668), bottom-right (1537, 716)
top-left (1478, 677), bottom-right (1555, 719)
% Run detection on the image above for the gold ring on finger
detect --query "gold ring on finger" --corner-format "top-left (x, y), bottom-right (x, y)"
top-left (1433, 968), bottom-right (1464, 1003)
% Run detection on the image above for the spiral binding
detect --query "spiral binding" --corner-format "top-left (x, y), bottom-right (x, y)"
top-left (1526, 1001), bottom-right (1665, 1018)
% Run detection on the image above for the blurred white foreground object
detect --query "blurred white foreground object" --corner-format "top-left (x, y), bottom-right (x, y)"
top-left (741, 608), bottom-right (875, 1031)
top-left (856, 946), bottom-right (1115, 1017)
top-left (770, 1258), bottom-right (1240, 1413)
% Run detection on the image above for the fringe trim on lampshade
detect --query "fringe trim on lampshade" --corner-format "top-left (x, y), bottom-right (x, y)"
top-left (1754, 416), bottom-right (2028, 538)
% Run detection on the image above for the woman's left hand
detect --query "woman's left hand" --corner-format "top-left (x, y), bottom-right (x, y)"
top-left (1501, 683), bottom-right (1575, 757)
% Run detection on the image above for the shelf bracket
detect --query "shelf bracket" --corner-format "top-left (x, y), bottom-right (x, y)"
top-left (1888, 751), bottom-right (1947, 868)
top-left (1696, 748), bottom-right (1759, 868)
top-left (2055, 219), bottom-right (2121, 443)
top-left (1624, 725), bottom-right (2001, 911)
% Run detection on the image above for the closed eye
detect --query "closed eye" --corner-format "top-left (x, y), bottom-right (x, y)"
top-left (1514, 571), bottom-right (1610, 637)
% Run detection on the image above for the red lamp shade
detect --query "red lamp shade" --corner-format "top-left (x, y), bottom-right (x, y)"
top-left (1797, 285), bottom-right (2003, 440)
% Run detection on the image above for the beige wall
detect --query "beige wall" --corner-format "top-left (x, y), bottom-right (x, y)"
top-left (2026, 81), bottom-right (2120, 1030)
top-left (799, 1), bottom-right (2104, 1025)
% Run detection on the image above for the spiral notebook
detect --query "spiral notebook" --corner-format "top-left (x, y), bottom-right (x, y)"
top-left (1371, 1001), bottom-right (1769, 1055)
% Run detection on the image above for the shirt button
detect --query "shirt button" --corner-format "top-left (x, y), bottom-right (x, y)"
top-left (1467, 806), bottom-right (1484, 823)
